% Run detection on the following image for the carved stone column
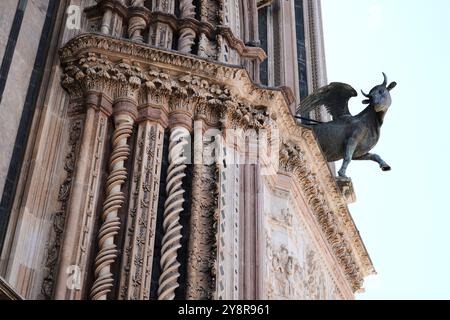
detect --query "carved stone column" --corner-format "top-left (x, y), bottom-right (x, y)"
top-left (118, 108), bottom-right (166, 300)
top-left (148, 0), bottom-right (175, 49)
top-left (128, 2), bottom-right (150, 42)
top-left (156, 97), bottom-right (193, 300)
top-left (90, 100), bottom-right (137, 300)
top-left (157, 126), bottom-right (190, 300)
top-left (177, 0), bottom-right (196, 53)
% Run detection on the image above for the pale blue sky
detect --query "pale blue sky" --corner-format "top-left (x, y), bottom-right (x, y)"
top-left (321, 0), bottom-right (450, 299)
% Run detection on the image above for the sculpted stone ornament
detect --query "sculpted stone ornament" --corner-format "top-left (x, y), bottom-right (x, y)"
top-left (297, 73), bottom-right (397, 178)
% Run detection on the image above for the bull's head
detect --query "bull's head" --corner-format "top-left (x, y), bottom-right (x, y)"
top-left (361, 73), bottom-right (397, 112)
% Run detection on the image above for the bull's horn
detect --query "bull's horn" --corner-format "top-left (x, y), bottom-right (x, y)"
top-left (361, 90), bottom-right (371, 98)
top-left (381, 72), bottom-right (388, 86)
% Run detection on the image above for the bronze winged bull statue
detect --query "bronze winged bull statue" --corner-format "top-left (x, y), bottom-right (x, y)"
top-left (297, 73), bottom-right (397, 178)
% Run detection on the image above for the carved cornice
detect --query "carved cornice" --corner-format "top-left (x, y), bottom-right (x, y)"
top-left (59, 33), bottom-right (375, 292)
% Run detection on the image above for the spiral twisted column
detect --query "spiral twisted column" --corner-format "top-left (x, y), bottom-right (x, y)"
top-left (90, 113), bottom-right (134, 300)
top-left (178, 28), bottom-right (196, 53)
top-left (128, 1), bottom-right (148, 42)
top-left (157, 127), bottom-right (190, 300)
top-left (177, 0), bottom-right (196, 53)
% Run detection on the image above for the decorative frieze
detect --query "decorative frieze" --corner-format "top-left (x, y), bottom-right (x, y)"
top-left (266, 237), bottom-right (341, 300)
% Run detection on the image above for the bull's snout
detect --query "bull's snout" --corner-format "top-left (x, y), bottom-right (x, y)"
top-left (374, 104), bottom-right (389, 112)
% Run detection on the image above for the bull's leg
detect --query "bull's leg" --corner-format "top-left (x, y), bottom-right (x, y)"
top-left (354, 153), bottom-right (391, 171)
top-left (338, 135), bottom-right (359, 178)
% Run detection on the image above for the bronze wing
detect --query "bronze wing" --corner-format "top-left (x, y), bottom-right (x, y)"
top-left (296, 82), bottom-right (358, 120)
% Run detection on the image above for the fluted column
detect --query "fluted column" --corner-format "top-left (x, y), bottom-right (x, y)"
top-left (178, 0), bottom-right (196, 53)
top-left (90, 108), bottom-right (135, 300)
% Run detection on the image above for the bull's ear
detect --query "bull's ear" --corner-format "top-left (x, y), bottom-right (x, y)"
top-left (362, 99), bottom-right (370, 104)
top-left (387, 82), bottom-right (397, 91)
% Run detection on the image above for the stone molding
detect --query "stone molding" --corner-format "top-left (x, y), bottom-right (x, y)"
top-left (0, 277), bottom-right (22, 300)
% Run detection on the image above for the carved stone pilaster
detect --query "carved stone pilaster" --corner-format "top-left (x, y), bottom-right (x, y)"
top-left (118, 121), bottom-right (164, 300)
top-left (41, 119), bottom-right (84, 299)
top-left (199, 0), bottom-right (219, 24)
top-left (53, 99), bottom-right (110, 299)
top-left (148, 0), bottom-right (175, 49)
top-left (186, 129), bottom-right (219, 300)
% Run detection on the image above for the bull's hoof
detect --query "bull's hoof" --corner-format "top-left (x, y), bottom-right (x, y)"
top-left (338, 171), bottom-right (348, 178)
top-left (381, 164), bottom-right (391, 171)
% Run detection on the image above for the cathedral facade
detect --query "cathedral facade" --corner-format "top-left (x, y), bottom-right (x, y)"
top-left (0, 0), bottom-right (374, 300)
